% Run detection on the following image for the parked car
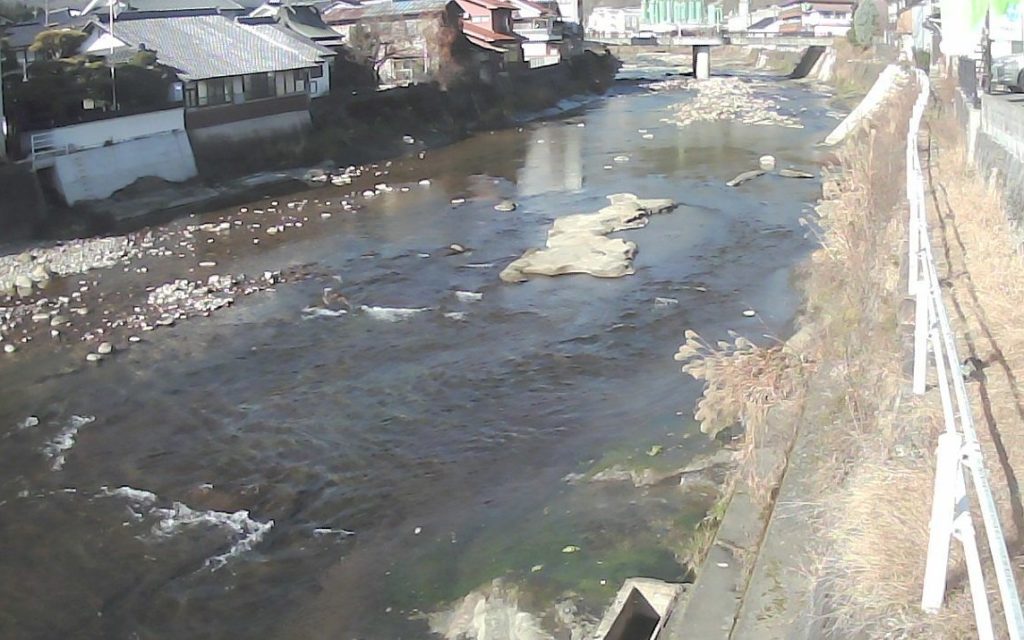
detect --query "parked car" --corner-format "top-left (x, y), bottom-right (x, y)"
top-left (992, 53), bottom-right (1024, 92)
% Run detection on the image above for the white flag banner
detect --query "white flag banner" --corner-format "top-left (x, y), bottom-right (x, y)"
top-left (941, 0), bottom-right (984, 56)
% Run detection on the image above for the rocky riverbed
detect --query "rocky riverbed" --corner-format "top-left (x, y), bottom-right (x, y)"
top-left (0, 158), bottom-right (428, 362)
top-left (649, 77), bottom-right (804, 129)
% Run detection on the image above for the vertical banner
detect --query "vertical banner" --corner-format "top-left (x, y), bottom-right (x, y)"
top-left (942, 0), bottom-right (984, 55)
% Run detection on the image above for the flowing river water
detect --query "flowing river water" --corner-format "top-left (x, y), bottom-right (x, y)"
top-left (0, 68), bottom-right (837, 639)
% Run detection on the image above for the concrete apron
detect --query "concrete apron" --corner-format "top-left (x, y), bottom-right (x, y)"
top-left (660, 325), bottom-right (816, 640)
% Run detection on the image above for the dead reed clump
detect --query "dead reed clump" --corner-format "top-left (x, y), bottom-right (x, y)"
top-left (674, 328), bottom-right (808, 502)
top-left (675, 329), bottom-right (805, 441)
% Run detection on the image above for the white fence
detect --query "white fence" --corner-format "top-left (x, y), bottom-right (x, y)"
top-left (907, 66), bottom-right (1024, 638)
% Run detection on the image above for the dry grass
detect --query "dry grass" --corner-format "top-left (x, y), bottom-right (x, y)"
top-left (788, 78), bottom-right (982, 637)
top-left (675, 329), bottom-right (805, 441)
top-left (930, 108), bottom-right (1024, 598)
top-left (810, 82), bottom-right (1024, 639)
top-left (674, 328), bottom-right (808, 505)
top-left (676, 68), bottom-right (1024, 638)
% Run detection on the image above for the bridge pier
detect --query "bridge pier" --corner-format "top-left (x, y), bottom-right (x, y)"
top-left (692, 44), bottom-right (711, 80)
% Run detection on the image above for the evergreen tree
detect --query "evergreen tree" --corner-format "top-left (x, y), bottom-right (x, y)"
top-left (853, 1), bottom-right (879, 47)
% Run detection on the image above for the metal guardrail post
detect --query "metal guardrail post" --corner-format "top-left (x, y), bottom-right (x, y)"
top-left (907, 65), bottom-right (1024, 638)
top-left (921, 430), bottom-right (962, 612)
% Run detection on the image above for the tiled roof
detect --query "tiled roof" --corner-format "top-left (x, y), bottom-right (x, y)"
top-left (458, 0), bottom-right (514, 11)
top-left (126, 0), bottom-right (246, 10)
top-left (236, 16), bottom-right (337, 56)
top-left (1, 9), bottom-right (83, 49)
top-left (94, 13), bottom-right (321, 79)
top-left (248, 3), bottom-right (342, 41)
top-left (748, 16), bottom-right (776, 30)
top-left (465, 31), bottom-right (503, 51)
top-left (510, 0), bottom-right (554, 16)
top-left (81, 0), bottom-right (247, 13)
top-left (461, 20), bottom-right (516, 41)
top-left (323, 0), bottom-right (451, 22)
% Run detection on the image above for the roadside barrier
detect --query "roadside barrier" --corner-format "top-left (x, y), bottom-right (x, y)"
top-left (909, 67), bottom-right (1024, 639)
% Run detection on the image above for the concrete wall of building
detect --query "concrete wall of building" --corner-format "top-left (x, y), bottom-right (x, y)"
top-left (21, 108), bottom-right (187, 153)
top-left (980, 93), bottom-right (1024, 163)
top-left (52, 130), bottom-right (198, 205)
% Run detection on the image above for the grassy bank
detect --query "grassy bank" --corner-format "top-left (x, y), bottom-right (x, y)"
top-left (676, 54), bottom-right (1024, 636)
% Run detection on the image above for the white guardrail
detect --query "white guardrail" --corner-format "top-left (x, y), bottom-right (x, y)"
top-left (908, 67), bottom-right (1024, 638)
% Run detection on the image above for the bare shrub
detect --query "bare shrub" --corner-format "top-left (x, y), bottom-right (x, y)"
top-left (675, 329), bottom-right (806, 442)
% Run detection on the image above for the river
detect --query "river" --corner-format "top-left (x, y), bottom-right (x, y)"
top-left (0, 67), bottom-right (836, 639)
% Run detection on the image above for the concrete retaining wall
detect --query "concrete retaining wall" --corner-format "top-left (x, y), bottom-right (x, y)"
top-left (955, 90), bottom-right (1024, 236)
top-left (0, 163), bottom-right (47, 241)
top-left (187, 110), bottom-right (312, 151)
top-left (21, 108), bottom-right (187, 153)
top-left (980, 94), bottom-right (1024, 162)
top-left (52, 130), bottom-right (198, 205)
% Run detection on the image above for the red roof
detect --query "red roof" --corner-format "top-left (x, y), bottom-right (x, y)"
top-left (462, 20), bottom-right (518, 41)
top-left (465, 32), bottom-right (506, 50)
top-left (457, 0), bottom-right (515, 11)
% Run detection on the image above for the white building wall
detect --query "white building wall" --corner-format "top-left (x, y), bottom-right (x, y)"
top-left (555, 0), bottom-right (581, 24)
top-left (310, 59), bottom-right (331, 98)
top-left (24, 108), bottom-right (187, 153)
top-left (52, 130), bottom-right (198, 204)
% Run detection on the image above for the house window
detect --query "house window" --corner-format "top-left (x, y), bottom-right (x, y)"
top-left (184, 82), bottom-right (199, 108)
top-left (243, 72), bottom-right (275, 100)
top-left (391, 58), bottom-right (425, 83)
top-left (310, 64), bottom-right (323, 79)
top-left (191, 77), bottom-right (233, 107)
top-left (276, 69), bottom-right (308, 96)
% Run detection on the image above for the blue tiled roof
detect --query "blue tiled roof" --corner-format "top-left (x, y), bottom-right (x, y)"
top-left (96, 13), bottom-right (323, 79)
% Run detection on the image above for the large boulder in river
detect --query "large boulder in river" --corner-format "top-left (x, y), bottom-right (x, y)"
top-left (500, 194), bottom-right (676, 283)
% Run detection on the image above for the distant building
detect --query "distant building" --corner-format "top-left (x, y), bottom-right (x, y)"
top-left (989, 3), bottom-right (1024, 58)
top-left (248, 0), bottom-right (346, 48)
top-left (456, 0), bottom-right (524, 66)
top-left (640, 0), bottom-right (721, 32)
top-left (777, 0), bottom-right (852, 36)
top-left (323, 0), bottom-right (466, 88)
top-left (81, 10), bottom-right (333, 140)
top-left (586, 6), bottom-right (642, 38)
top-left (554, 0), bottom-right (581, 25)
top-left (508, 0), bottom-right (565, 67)
top-left (1, 8), bottom-right (82, 81)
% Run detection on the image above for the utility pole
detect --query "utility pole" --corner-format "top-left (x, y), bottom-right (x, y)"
top-left (109, 0), bottom-right (118, 111)
top-left (0, 49), bottom-right (7, 162)
top-left (982, 8), bottom-right (992, 94)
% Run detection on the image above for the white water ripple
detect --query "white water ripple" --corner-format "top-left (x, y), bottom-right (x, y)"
top-left (43, 415), bottom-right (95, 471)
top-left (100, 485), bottom-right (273, 570)
top-left (360, 305), bottom-right (429, 321)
